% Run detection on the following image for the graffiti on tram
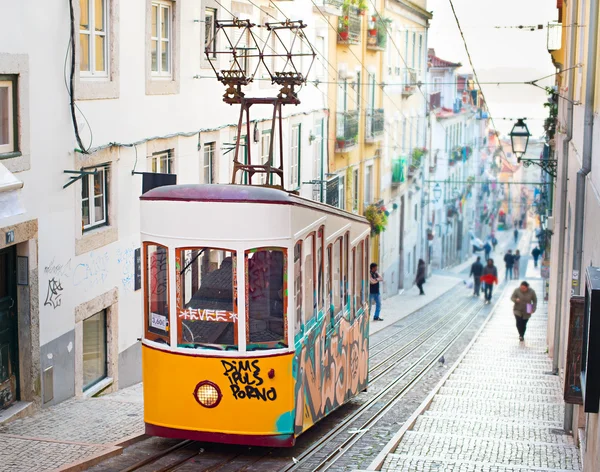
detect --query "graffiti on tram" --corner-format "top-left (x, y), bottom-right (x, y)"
top-left (294, 311), bottom-right (369, 433)
top-left (221, 359), bottom-right (277, 401)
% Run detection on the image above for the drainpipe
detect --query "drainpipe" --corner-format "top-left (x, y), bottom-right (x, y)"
top-left (566, 0), bottom-right (599, 432)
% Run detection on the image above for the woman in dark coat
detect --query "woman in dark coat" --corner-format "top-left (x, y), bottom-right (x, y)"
top-left (415, 259), bottom-right (426, 295)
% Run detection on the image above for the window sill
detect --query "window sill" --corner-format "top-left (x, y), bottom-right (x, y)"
top-left (76, 225), bottom-right (118, 256)
top-left (83, 377), bottom-right (114, 398)
top-left (0, 151), bottom-right (22, 160)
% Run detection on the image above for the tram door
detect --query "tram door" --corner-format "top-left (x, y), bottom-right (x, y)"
top-left (0, 246), bottom-right (18, 409)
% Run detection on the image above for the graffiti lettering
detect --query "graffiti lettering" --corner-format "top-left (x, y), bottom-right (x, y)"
top-left (44, 258), bottom-right (72, 278)
top-left (44, 278), bottom-right (64, 309)
top-left (179, 308), bottom-right (237, 323)
top-left (117, 247), bottom-right (135, 291)
top-left (73, 252), bottom-right (109, 289)
top-left (221, 360), bottom-right (277, 401)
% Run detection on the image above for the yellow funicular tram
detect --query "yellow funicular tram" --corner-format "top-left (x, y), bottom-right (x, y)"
top-left (140, 17), bottom-right (372, 447)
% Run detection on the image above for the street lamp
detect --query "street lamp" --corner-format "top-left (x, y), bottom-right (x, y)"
top-left (433, 183), bottom-right (442, 202)
top-left (509, 118), bottom-right (531, 160)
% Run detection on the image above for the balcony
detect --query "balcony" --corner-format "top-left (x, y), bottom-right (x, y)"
top-left (335, 110), bottom-right (359, 153)
top-left (402, 68), bottom-right (418, 97)
top-left (313, 0), bottom-right (343, 16)
top-left (337, 7), bottom-right (361, 45)
top-left (366, 17), bottom-right (389, 51)
top-left (365, 108), bottom-right (384, 142)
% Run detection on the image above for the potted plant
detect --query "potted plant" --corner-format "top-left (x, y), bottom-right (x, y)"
top-left (365, 204), bottom-right (388, 235)
top-left (336, 136), bottom-right (346, 149)
top-left (368, 16), bottom-right (377, 36)
top-left (338, 16), bottom-right (350, 40)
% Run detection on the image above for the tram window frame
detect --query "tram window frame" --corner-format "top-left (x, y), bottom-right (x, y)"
top-left (144, 242), bottom-right (170, 345)
top-left (357, 240), bottom-right (365, 307)
top-left (343, 232), bottom-right (349, 311)
top-left (317, 226), bottom-right (325, 313)
top-left (304, 233), bottom-right (317, 324)
top-left (294, 241), bottom-right (303, 335)
top-left (245, 247), bottom-right (288, 350)
top-left (365, 237), bottom-right (370, 308)
top-left (350, 246), bottom-right (356, 319)
top-left (326, 244), bottom-right (332, 326)
top-left (333, 237), bottom-right (343, 319)
top-left (175, 247), bottom-right (238, 350)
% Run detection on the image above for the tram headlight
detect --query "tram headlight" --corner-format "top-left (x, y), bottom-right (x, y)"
top-left (193, 381), bottom-right (222, 408)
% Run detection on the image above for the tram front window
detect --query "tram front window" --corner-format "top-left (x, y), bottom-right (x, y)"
top-left (246, 248), bottom-right (287, 350)
top-left (177, 248), bottom-right (237, 350)
top-left (145, 244), bottom-right (170, 344)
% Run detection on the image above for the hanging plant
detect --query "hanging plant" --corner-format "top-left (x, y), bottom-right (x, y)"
top-left (365, 204), bottom-right (388, 235)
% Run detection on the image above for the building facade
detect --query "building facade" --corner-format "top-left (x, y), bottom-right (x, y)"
top-left (0, 0), bottom-right (330, 413)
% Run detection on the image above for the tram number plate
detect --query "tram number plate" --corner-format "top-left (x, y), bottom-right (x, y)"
top-left (151, 313), bottom-right (169, 331)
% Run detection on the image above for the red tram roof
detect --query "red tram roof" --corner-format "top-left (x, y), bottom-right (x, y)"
top-left (140, 184), bottom-right (293, 204)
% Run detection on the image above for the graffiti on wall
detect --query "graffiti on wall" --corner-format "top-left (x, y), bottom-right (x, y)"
top-left (73, 251), bottom-right (110, 290)
top-left (117, 247), bottom-right (135, 291)
top-left (44, 278), bottom-right (64, 309)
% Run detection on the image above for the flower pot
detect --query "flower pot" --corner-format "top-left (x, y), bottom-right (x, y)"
top-left (339, 30), bottom-right (349, 41)
top-left (369, 29), bottom-right (377, 37)
top-left (336, 138), bottom-right (346, 149)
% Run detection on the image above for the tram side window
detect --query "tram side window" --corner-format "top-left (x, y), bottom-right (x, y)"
top-left (343, 233), bottom-right (349, 308)
top-left (293, 242), bottom-right (302, 334)
top-left (246, 248), bottom-right (287, 350)
top-left (145, 244), bottom-right (170, 344)
top-left (333, 238), bottom-right (342, 318)
top-left (356, 241), bottom-right (365, 308)
top-left (304, 234), bottom-right (316, 323)
top-left (326, 245), bottom-right (332, 322)
top-left (318, 227), bottom-right (324, 311)
top-left (177, 248), bottom-right (237, 349)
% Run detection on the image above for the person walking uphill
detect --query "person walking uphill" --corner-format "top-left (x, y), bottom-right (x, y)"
top-left (481, 259), bottom-right (498, 304)
top-left (513, 250), bottom-right (521, 279)
top-left (415, 259), bottom-right (426, 295)
top-left (511, 281), bottom-right (537, 341)
top-left (369, 263), bottom-right (384, 321)
top-left (470, 256), bottom-right (484, 296)
top-left (531, 246), bottom-right (541, 268)
top-left (504, 250), bottom-right (515, 281)
top-left (513, 228), bottom-right (519, 244)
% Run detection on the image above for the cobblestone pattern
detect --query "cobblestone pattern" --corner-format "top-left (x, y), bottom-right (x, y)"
top-left (0, 384), bottom-right (143, 472)
top-left (0, 435), bottom-right (110, 472)
top-left (412, 417), bottom-right (575, 445)
top-left (380, 280), bottom-right (582, 472)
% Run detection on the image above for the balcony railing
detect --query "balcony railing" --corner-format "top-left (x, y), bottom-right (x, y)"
top-left (365, 108), bottom-right (384, 142)
top-left (313, 0), bottom-right (343, 16)
top-left (366, 20), bottom-right (388, 51)
top-left (402, 68), bottom-right (417, 97)
top-left (338, 7), bottom-right (361, 45)
top-left (335, 110), bottom-right (359, 152)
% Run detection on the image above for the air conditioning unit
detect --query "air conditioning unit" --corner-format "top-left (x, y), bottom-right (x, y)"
top-left (547, 216), bottom-right (555, 232)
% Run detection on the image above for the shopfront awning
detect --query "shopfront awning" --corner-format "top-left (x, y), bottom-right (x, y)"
top-left (0, 162), bottom-right (25, 218)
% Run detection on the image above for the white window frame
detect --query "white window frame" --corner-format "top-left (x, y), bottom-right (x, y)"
top-left (290, 124), bottom-right (300, 189)
top-left (0, 79), bottom-right (15, 155)
top-left (148, 149), bottom-right (173, 174)
top-left (203, 142), bottom-right (215, 184)
top-left (80, 0), bottom-right (109, 77)
top-left (204, 7), bottom-right (217, 59)
top-left (151, 0), bottom-right (172, 77)
top-left (338, 175), bottom-right (345, 210)
top-left (82, 166), bottom-right (108, 231)
top-left (365, 164), bottom-right (373, 206)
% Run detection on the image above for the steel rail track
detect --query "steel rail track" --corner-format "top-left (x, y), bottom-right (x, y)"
top-left (278, 300), bottom-right (484, 472)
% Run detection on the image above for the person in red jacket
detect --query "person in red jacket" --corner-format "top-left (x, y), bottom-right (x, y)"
top-left (480, 258), bottom-right (498, 304)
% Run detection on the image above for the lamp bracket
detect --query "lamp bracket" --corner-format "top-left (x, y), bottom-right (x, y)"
top-left (519, 158), bottom-right (558, 178)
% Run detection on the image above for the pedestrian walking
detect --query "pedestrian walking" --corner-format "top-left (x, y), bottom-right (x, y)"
top-left (513, 250), bottom-right (521, 279)
top-left (531, 246), bottom-right (541, 268)
top-left (504, 250), bottom-right (515, 281)
top-left (470, 256), bottom-right (484, 296)
top-left (369, 263), bottom-right (384, 321)
top-left (491, 234), bottom-right (498, 251)
top-left (483, 241), bottom-right (492, 261)
top-left (513, 228), bottom-right (519, 244)
top-left (511, 281), bottom-right (537, 341)
top-left (415, 259), bottom-right (426, 295)
top-left (481, 259), bottom-right (498, 304)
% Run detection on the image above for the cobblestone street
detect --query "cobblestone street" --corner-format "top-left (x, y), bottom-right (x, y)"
top-left (373, 278), bottom-right (581, 472)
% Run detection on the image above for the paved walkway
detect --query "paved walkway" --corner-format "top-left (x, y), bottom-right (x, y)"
top-left (366, 278), bottom-right (582, 472)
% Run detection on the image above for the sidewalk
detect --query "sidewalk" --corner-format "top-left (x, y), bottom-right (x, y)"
top-left (365, 278), bottom-right (582, 472)
top-left (0, 384), bottom-right (144, 471)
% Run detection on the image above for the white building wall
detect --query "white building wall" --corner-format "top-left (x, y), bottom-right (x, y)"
top-left (0, 0), bottom-right (330, 408)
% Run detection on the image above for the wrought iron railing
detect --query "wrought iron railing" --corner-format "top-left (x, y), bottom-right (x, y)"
top-left (365, 108), bottom-right (384, 141)
top-left (338, 7), bottom-right (361, 45)
top-left (335, 110), bottom-right (359, 152)
top-left (402, 68), bottom-right (417, 96)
